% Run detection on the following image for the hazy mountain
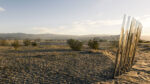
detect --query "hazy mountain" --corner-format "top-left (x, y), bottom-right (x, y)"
top-left (0, 33), bottom-right (120, 41)
top-left (0, 33), bottom-right (77, 40)
top-left (0, 33), bottom-right (149, 41)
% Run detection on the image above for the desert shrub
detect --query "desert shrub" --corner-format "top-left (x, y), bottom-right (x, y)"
top-left (88, 39), bottom-right (99, 50)
top-left (11, 40), bottom-right (20, 50)
top-left (139, 39), bottom-right (143, 43)
top-left (23, 39), bottom-right (31, 46)
top-left (0, 40), bottom-right (8, 46)
top-left (32, 42), bottom-right (38, 46)
top-left (35, 38), bottom-right (41, 42)
top-left (139, 39), bottom-right (150, 43)
top-left (67, 39), bottom-right (83, 51)
top-left (111, 41), bottom-right (119, 48)
top-left (99, 39), bottom-right (107, 42)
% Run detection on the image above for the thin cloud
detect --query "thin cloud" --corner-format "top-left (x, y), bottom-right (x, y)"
top-left (32, 27), bottom-right (55, 34)
top-left (138, 15), bottom-right (150, 27)
top-left (31, 19), bottom-right (122, 35)
top-left (137, 15), bottom-right (150, 35)
top-left (0, 7), bottom-right (5, 12)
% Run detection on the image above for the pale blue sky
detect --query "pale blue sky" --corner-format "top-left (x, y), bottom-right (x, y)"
top-left (0, 0), bottom-right (150, 35)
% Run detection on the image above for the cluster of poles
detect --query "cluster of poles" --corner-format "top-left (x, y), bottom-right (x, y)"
top-left (113, 15), bottom-right (143, 78)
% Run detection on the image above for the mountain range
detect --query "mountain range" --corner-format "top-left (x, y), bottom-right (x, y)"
top-left (0, 33), bottom-right (149, 41)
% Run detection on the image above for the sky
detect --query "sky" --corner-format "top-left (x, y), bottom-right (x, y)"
top-left (0, 0), bottom-right (150, 35)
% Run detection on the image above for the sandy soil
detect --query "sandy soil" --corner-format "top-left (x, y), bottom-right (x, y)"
top-left (95, 44), bottom-right (150, 84)
top-left (0, 41), bottom-right (149, 84)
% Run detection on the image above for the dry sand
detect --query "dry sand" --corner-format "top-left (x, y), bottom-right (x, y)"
top-left (96, 45), bottom-right (150, 84)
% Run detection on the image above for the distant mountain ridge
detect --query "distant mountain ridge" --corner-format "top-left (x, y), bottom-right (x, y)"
top-left (0, 33), bottom-right (119, 41)
top-left (0, 33), bottom-right (80, 40)
top-left (0, 33), bottom-right (149, 41)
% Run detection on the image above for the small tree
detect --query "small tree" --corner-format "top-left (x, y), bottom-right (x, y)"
top-left (88, 39), bottom-right (99, 50)
top-left (31, 42), bottom-right (37, 46)
top-left (67, 39), bottom-right (83, 51)
top-left (0, 40), bottom-right (8, 46)
top-left (11, 40), bottom-right (20, 50)
top-left (23, 39), bottom-right (31, 46)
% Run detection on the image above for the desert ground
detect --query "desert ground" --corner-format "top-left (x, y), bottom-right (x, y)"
top-left (0, 40), bottom-right (149, 84)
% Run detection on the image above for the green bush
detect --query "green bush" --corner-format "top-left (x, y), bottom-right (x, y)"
top-left (67, 39), bottom-right (83, 51)
top-left (88, 39), bottom-right (99, 50)
top-left (11, 40), bottom-right (20, 50)
top-left (0, 40), bottom-right (8, 46)
top-left (23, 39), bottom-right (31, 46)
top-left (32, 42), bottom-right (38, 46)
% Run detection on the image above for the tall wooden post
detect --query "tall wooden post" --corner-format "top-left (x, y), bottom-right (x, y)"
top-left (113, 15), bottom-right (142, 78)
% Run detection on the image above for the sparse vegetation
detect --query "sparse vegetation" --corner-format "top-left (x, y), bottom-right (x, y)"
top-left (0, 43), bottom-right (114, 83)
top-left (0, 39), bottom-right (149, 83)
top-left (31, 41), bottom-right (38, 46)
top-left (111, 41), bottom-right (119, 48)
top-left (11, 40), bottom-right (20, 50)
top-left (99, 39), bottom-right (107, 42)
top-left (23, 39), bottom-right (31, 46)
top-left (88, 39), bottom-right (99, 50)
top-left (67, 39), bottom-right (83, 51)
top-left (139, 39), bottom-right (150, 43)
top-left (0, 40), bottom-right (8, 46)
